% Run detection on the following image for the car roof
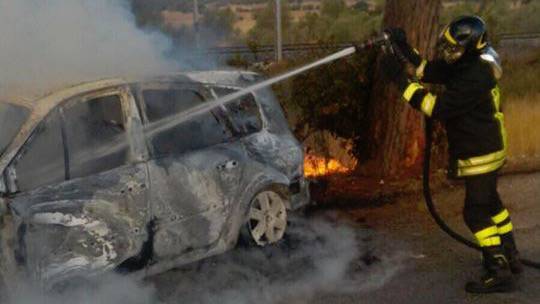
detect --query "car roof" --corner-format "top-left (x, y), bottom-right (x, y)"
top-left (0, 70), bottom-right (262, 171)
top-left (3, 70), bottom-right (261, 118)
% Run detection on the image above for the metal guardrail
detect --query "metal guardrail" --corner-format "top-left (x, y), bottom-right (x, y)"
top-left (498, 32), bottom-right (540, 40)
top-left (207, 33), bottom-right (540, 56)
top-left (204, 33), bottom-right (540, 63)
top-left (207, 42), bottom-right (356, 55)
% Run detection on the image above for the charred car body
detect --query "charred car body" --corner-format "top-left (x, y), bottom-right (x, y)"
top-left (0, 71), bottom-right (309, 289)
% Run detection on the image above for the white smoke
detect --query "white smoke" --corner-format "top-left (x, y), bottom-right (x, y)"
top-left (0, 0), bottom-right (178, 98)
top-left (5, 274), bottom-right (160, 304)
top-left (150, 215), bottom-right (410, 304)
top-left (2, 215), bottom-right (409, 304)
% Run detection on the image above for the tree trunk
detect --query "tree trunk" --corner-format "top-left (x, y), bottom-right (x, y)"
top-left (362, 0), bottom-right (441, 179)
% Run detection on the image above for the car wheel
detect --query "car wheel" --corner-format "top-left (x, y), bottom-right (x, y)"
top-left (245, 190), bottom-right (288, 246)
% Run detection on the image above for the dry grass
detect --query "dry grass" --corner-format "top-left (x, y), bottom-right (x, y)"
top-left (504, 93), bottom-right (540, 162)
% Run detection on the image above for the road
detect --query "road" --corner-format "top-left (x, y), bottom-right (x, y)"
top-left (148, 172), bottom-right (540, 304)
top-left (310, 172), bottom-right (540, 304)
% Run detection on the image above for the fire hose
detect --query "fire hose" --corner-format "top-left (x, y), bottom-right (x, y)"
top-left (355, 34), bottom-right (540, 269)
top-left (422, 118), bottom-right (540, 269)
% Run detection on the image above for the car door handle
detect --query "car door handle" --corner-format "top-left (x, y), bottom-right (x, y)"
top-left (217, 160), bottom-right (239, 171)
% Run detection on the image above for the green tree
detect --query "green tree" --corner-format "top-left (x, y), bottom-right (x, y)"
top-left (291, 3), bottom-right (381, 43)
top-left (247, 1), bottom-right (292, 45)
top-left (321, 0), bottom-right (346, 19)
top-left (201, 8), bottom-right (239, 44)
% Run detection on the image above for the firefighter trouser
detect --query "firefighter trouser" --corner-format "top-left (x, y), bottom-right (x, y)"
top-left (463, 170), bottom-right (514, 247)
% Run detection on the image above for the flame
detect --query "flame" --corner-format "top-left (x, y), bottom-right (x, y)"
top-left (304, 154), bottom-right (356, 177)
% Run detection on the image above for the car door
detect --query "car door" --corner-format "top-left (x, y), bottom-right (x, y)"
top-left (136, 82), bottom-right (245, 260)
top-left (6, 86), bottom-right (151, 284)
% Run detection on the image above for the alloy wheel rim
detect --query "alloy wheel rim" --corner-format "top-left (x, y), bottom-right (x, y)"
top-left (248, 191), bottom-right (287, 246)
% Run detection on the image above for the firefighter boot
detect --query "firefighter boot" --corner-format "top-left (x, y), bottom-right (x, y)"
top-left (466, 246), bottom-right (514, 294)
top-left (501, 232), bottom-right (523, 274)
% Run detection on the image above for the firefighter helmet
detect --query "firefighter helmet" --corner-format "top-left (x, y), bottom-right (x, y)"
top-left (437, 16), bottom-right (488, 64)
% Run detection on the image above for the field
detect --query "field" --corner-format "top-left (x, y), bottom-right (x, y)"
top-left (162, 0), bottom-right (368, 34)
top-left (501, 50), bottom-right (540, 171)
top-left (505, 93), bottom-right (540, 170)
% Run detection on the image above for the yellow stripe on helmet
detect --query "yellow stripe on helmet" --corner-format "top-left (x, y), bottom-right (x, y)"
top-left (444, 28), bottom-right (458, 45)
top-left (477, 34), bottom-right (487, 49)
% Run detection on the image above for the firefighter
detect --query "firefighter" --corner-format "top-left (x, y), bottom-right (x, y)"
top-left (383, 16), bottom-right (522, 293)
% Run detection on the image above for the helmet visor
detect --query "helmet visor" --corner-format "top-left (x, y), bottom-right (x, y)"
top-left (437, 31), bottom-right (465, 63)
top-left (437, 35), bottom-right (465, 64)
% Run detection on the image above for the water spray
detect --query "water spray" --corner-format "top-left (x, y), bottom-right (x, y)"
top-left (72, 44), bottom-right (372, 167)
top-left (72, 35), bottom-right (392, 176)
top-left (145, 47), bottom-right (358, 138)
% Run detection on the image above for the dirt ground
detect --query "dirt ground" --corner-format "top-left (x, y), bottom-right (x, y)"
top-left (310, 171), bottom-right (540, 304)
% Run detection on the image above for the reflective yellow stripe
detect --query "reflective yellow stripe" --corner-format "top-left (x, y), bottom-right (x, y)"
top-left (403, 82), bottom-right (424, 102)
top-left (444, 28), bottom-right (458, 45)
top-left (477, 34), bottom-right (487, 49)
top-left (492, 87), bottom-right (501, 111)
top-left (457, 157), bottom-right (505, 177)
top-left (458, 150), bottom-right (506, 168)
top-left (479, 236), bottom-right (502, 247)
top-left (420, 93), bottom-right (437, 117)
top-left (475, 226), bottom-right (502, 247)
top-left (475, 226), bottom-right (498, 240)
top-left (498, 222), bottom-right (513, 235)
top-left (457, 86), bottom-right (507, 177)
top-left (416, 59), bottom-right (427, 79)
top-left (492, 209), bottom-right (510, 224)
top-left (456, 86), bottom-right (507, 177)
top-left (492, 86), bottom-right (508, 152)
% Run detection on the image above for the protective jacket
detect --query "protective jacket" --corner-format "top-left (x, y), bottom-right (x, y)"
top-left (402, 55), bottom-right (507, 177)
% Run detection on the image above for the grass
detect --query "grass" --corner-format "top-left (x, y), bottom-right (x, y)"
top-left (505, 93), bottom-right (540, 161)
top-left (501, 50), bottom-right (540, 98)
top-left (502, 50), bottom-right (540, 167)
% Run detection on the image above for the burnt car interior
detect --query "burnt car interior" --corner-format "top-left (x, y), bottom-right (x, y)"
top-left (62, 94), bottom-right (128, 179)
top-left (10, 91), bottom-right (130, 192)
top-left (141, 86), bottom-right (231, 157)
top-left (212, 87), bottom-right (263, 136)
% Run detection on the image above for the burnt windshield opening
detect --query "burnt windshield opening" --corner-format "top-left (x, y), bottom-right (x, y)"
top-left (0, 103), bottom-right (30, 157)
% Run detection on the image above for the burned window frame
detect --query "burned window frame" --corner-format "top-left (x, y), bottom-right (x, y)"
top-left (134, 82), bottom-right (234, 158)
top-left (9, 108), bottom-right (66, 192)
top-left (209, 85), bottom-right (265, 138)
top-left (7, 86), bottom-right (138, 193)
top-left (60, 89), bottom-right (131, 180)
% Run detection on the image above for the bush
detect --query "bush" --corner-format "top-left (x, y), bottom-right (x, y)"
top-left (264, 49), bottom-right (378, 159)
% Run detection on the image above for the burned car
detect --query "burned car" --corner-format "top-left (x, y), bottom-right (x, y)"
top-left (0, 71), bottom-right (309, 289)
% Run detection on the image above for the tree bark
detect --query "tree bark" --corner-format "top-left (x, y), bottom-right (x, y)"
top-left (363, 0), bottom-right (441, 179)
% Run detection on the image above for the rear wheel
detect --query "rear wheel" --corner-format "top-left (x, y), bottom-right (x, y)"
top-left (245, 190), bottom-right (288, 246)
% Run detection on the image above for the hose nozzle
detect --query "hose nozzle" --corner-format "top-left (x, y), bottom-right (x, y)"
top-left (355, 32), bottom-right (390, 50)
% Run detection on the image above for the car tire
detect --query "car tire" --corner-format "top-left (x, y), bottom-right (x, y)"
top-left (241, 189), bottom-right (288, 247)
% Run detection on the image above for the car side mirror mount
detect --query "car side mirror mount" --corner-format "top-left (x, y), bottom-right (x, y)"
top-left (0, 174), bottom-right (6, 196)
top-left (0, 196), bottom-right (6, 217)
top-left (4, 166), bottom-right (18, 195)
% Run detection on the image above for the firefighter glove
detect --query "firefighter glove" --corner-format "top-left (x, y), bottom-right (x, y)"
top-left (385, 28), bottom-right (422, 67)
